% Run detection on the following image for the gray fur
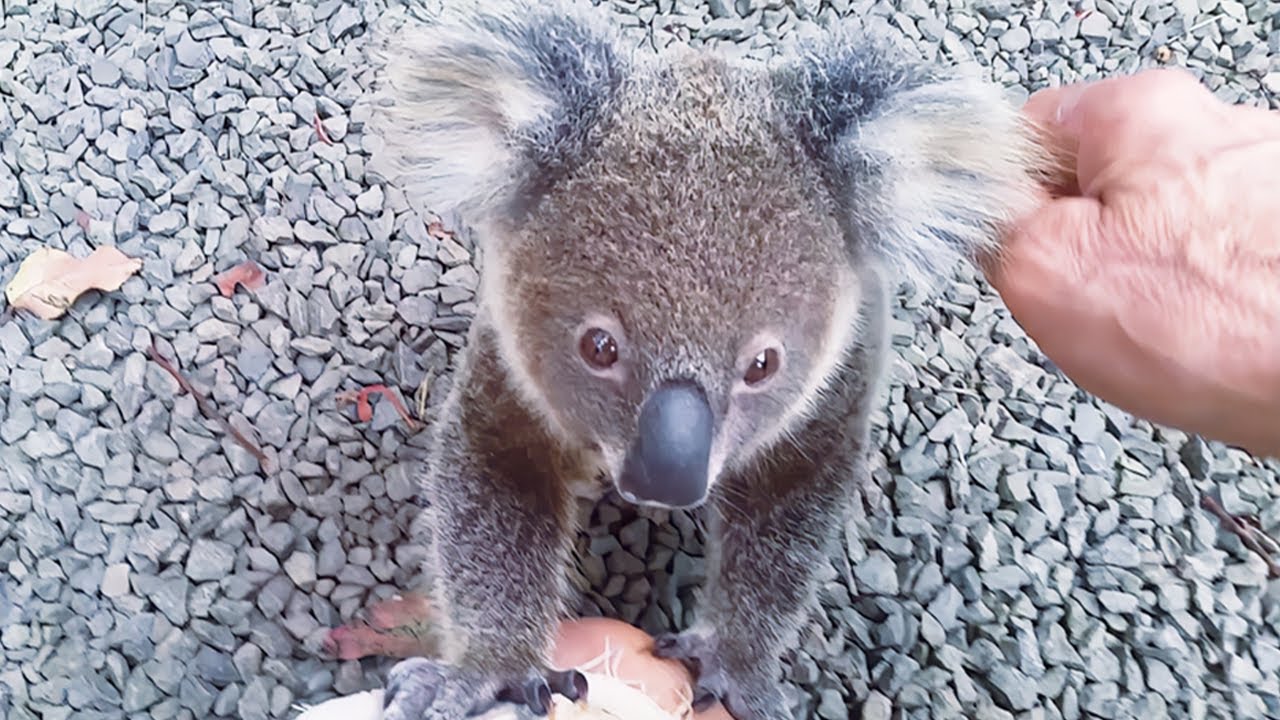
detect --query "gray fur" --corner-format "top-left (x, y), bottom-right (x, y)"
top-left (771, 27), bottom-right (1040, 288)
top-left (370, 0), bottom-right (631, 226)
top-left (372, 2), bottom-right (1041, 718)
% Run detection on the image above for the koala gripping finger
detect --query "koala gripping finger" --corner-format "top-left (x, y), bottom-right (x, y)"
top-left (495, 668), bottom-right (590, 714)
top-left (651, 627), bottom-right (789, 720)
top-left (382, 658), bottom-right (488, 720)
top-left (382, 658), bottom-right (590, 719)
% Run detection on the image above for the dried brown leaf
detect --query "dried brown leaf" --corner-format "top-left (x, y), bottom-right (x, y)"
top-left (4, 246), bottom-right (143, 320)
top-left (427, 220), bottom-right (454, 240)
top-left (213, 260), bottom-right (266, 297)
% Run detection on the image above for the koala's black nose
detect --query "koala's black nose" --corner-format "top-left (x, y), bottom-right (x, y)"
top-left (618, 381), bottom-right (713, 509)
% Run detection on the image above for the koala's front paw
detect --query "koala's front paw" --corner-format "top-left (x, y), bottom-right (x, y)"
top-left (652, 628), bottom-right (788, 720)
top-left (382, 658), bottom-right (476, 720)
top-left (382, 657), bottom-right (590, 720)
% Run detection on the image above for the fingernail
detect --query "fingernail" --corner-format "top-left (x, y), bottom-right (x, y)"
top-left (1053, 84), bottom-right (1089, 132)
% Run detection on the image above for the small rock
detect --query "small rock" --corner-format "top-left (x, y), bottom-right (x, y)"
top-left (1072, 405), bottom-right (1108, 444)
top-left (186, 539), bottom-right (236, 582)
top-left (75, 428), bottom-right (111, 468)
top-left (148, 210), bottom-right (183, 234)
top-left (988, 665), bottom-right (1038, 711)
top-left (854, 551), bottom-right (899, 595)
top-left (1264, 72), bottom-right (1280, 95)
top-left (101, 563), bottom-right (131, 598)
top-left (983, 565), bottom-right (1029, 592)
top-left (816, 688), bottom-right (848, 719)
top-left (284, 552), bottom-right (317, 590)
top-left (356, 186), bottom-right (384, 214)
top-left (1096, 534), bottom-right (1141, 568)
top-left (1079, 12), bottom-right (1113, 43)
top-left (999, 26), bottom-right (1031, 52)
top-left (861, 690), bottom-right (892, 720)
top-left (1032, 475), bottom-right (1065, 528)
top-left (91, 58), bottom-right (122, 85)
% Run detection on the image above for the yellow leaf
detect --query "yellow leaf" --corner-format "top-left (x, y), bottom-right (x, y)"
top-left (4, 246), bottom-right (143, 320)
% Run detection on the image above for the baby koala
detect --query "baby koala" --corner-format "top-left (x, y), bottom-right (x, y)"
top-left (368, 1), bottom-right (1040, 718)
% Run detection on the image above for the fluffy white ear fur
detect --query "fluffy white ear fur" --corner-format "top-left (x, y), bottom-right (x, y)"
top-left (849, 71), bottom-right (1042, 290)
top-left (775, 29), bottom-right (1044, 292)
top-left (367, 0), bottom-right (629, 229)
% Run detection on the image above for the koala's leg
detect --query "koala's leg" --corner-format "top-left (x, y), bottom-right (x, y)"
top-left (383, 326), bottom-right (588, 720)
top-left (654, 442), bottom-right (867, 720)
top-left (657, 277), bottom-right (888, 720)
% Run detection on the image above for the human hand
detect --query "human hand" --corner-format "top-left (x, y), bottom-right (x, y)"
top-left (983, 68), bottom-right (1280, 458)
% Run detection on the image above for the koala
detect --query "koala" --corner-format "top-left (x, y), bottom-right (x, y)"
top-left (368, 1), bottom-right (1040, 718)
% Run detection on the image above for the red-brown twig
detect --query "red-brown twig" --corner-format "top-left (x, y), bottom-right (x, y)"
top-left (336, 384), bottom-right (421, 431)
top-left (1201, 495), bottom-right (1280, 577)
top-left (149, 340), bottom-right (272, 471)
top-left (314, 113), bottom-right (334, 145)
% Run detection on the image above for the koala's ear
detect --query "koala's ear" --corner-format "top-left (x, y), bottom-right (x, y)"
top-left (369, 0), bottom-right (630, 227)
top-left (772, 28), bottom-right (1042, 290)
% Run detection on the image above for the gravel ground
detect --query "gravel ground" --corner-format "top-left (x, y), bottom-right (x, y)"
top-left (2, 0), bottom-right (1280, 719)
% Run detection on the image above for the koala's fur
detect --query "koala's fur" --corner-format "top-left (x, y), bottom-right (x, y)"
top-left (368, 2), bottom-right (1042, 718)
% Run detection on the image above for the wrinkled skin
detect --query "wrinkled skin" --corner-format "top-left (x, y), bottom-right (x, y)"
top-left (985, 68), bottom-right (1280, 458)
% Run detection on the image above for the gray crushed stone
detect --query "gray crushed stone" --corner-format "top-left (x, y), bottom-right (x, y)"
top-left (1, 1), bottom-right (1279, 719)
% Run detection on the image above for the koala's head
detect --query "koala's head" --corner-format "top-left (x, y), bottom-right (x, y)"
top-left (372, 1), bottom-right (1039, 508)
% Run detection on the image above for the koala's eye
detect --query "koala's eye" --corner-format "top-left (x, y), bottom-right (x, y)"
top-left (579, 328), bottom-right (619, 370)
top-left (744, 348), bottom-right (780, 386)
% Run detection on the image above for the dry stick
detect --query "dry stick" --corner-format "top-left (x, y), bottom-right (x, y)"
top-left (314, 113), bottom-right (334, 145)
top-left (336, 384), bottom-right (422, 431)
top-left (148, 340), bottom-right (272, 471)
top-left (1244, 517), bottom-right (1280, 555)
top-left (1200, 495), bottom-right (1280, 577)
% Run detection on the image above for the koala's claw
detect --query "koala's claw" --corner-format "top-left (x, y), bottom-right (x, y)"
top-left (547, 668), bottom-right (590, 703)
top-left (382, 658), bottom-right (590, 720)
top-left (495, 669), bottom-right (590, 715)
top-left (523, 676), bottom-right (552, 715)
top-left (652, 629), bottom-right (727, 699)
top-left (652, 629), bottom-right (785, 720)
top-left (382, 658), bottom-right (454, 720)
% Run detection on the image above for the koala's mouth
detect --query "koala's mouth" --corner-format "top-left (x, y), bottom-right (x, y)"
top-left (616, 380), bottom-right (713, 510)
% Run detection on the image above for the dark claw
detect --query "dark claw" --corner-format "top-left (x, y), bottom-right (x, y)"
top-left (524, 676), bottom-right (552, 716)
top-left (692, 688), bottom-right (719, 713)
top-left (652, 633), bottom-right (679, 653)
top-left (547, 669), bottom-right (588, 703)
top-left (381, 658), bottom-right (446, 720)
top-left (496, 669), bottom-right (584, 717)
top-left (652, 631), bottom-right (705, 675)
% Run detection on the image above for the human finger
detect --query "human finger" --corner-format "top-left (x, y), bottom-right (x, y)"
top-left (1019, 68), bottom-right (1218, 198)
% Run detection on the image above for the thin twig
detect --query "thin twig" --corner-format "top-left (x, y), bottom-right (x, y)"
top-left (1201, 495), bottom-right (1280, 577)
top-left (415, 371), bottom-right (434, 424)
top-left (148, 340), bottom-right (271, 471)
top-left (313, 113), bottom-right (334, 145)
top-left (1241, 516), bottom-right (1280, 555)
top-left (336, 384), bottom-right (422, 431)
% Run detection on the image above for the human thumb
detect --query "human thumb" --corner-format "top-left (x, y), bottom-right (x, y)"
top-left (985, 194), bottom-right (1103, 321)
top-left (1017, 82), bottom-right (1093, 198)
